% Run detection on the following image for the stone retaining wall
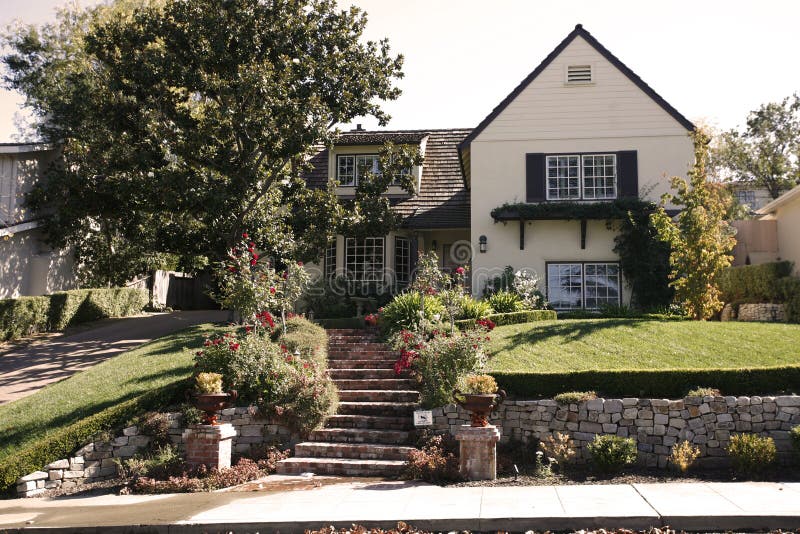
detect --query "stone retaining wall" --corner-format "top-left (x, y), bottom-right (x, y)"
top-left (16, 407), bottom-right (298, 498)
top-left (433, 395), bottom-right (800, 469)
top-left (738, 303), bottom-right (786, 322)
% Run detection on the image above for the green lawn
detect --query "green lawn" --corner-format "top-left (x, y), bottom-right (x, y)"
top-left (486, 319), bottom-right (800, 373)
top-left (0, 323), bottom-right (227, 464)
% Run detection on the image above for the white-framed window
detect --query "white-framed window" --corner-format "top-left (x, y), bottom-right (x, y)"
top-left (735, 190), bottom-right (756, 207)
top-left (336, 154), bottom-right (380, 186)
top-left (546, 154), bottom-right (617, 200)
top-left (345, 237), bottom-right (384, 282)
top-left (324, 240), bottom-right (337, 280)
top-left (394, 236), bottom-right (410, 284)
top-left (547, 262), bottom-right (620, 310)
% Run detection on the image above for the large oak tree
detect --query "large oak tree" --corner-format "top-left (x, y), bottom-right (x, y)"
top-left (3, 0), bottom-right (416, 285)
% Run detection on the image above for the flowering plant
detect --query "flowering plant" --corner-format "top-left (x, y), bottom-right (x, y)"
top-left (513, 269), bottom-right (547, 309)
top-left (214, 233), bottom-right (278, 325)
top-left (461, 374), bottom-right (498, 395)
top-left (195, 372), bottom-right (223, 394)
top-left (391, 321), bottom-right (492, 408)
top-left (364, 313), bottom-right (379, 327)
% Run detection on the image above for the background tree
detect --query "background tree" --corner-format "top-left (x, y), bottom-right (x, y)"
top-left (651, 130), bottom-right (736, 320)
top-left (3, 0), bottom-right (412, 285)
top-left (713, 94), bottom-right (800, 199)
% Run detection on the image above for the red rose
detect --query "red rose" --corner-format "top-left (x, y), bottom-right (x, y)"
top-left (455, 266), bottom-right (465, 275)
top-left (250, 259), bottom-right (257, 266)
top-left (297, 261), bottom-right (303, 266)
top-left (242, 232), bottom-right (249, 239)
top-left (252, 253), bottom-right (259, 260)
top-left (249, 242), bottom-right (255, 248)
top-left (270, 286), bottom-right (276, 294)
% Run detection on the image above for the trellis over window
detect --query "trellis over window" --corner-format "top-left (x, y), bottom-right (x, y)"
top-left (490, 198), bottom-right (657, 251)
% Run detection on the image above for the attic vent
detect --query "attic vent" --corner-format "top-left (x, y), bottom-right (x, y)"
top-left (566, 65), bottom-right (592, 84)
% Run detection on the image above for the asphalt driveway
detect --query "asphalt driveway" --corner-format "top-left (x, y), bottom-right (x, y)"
top-left (0, 310), bottom-right (228, 404)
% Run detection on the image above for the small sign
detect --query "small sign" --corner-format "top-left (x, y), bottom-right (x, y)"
top-left (413, 410), bottom-right (433, 427)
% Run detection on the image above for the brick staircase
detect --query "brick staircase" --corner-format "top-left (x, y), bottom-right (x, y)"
top-left (276, 328), bottom-right (419, 477)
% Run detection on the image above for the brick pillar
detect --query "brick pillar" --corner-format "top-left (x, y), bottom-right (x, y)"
top-left (182, 423), bottom-right (237, 470)
top-left (455, 425), bottom-right (501, 481)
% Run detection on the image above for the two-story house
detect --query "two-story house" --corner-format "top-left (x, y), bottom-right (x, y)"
top-left (311, 25), bottom-right (695, 309)
top-left (0, 143), bottom-right (75, 298)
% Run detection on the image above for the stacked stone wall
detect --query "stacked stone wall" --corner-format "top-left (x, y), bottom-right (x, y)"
top-left (737, 303), bottom-right (786, 322)
top-left (433, 395), bottom-right (800, 469)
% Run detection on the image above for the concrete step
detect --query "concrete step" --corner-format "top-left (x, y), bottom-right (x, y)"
top-left (325, 414), bottom-right (413, 430)
top-left (276, 457), bottom-right (404, 477)
top-left (328, 368), bottom-right (398, 380)
top-left (328, 359), bottom-right (397, 369)
top-left (334, 379), bottom-right (416, 391)
top-left (337, 401), bottom-right (419, 417)
top-left (310, 428), bottom-right (412, 445)
top-left (337, 390), bottom-right (420, 403)
top-left (294, 441), bottom-right (415, 461)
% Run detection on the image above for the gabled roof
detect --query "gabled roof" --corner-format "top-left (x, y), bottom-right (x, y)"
top-left (756, 184), bottom-right (800, 215)
top-left (302, 128), bottom-right (472, 229)
top-left (0, 142), bottom-right (50, 155)
top-left (458, 24), bottom-right (695, 152)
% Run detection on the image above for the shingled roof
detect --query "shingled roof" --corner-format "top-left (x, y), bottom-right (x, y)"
top-left (302, 128), bottom-right (472, 229)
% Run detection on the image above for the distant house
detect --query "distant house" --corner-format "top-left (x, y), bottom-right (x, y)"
top-left (0, 143), bottom-right (75, 298)
top-left (305, 25), bottom-right (695, 309)
top-left (752, 185), bottom-right (800, 274)
top-left (727, 182), bottom-right (778, 213)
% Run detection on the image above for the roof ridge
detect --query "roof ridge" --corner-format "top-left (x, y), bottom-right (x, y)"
top-left (458, 24), bottom-right (694, 151)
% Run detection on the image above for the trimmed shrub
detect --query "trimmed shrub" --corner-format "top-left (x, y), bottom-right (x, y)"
top-left (777, 276), bottom-right (800, 323)
top-left (790, 425), bottom-right (800, 460)
top-left (487, 291), bottom-right (525, 313)
top-left (553, 391), bottom-right (597, 405)
top-left (0, 288), bottom-right (148, 342)
top-left (456, 309), bottom-right (556, 329)
top-left (380, 292), bottom-right (444, 333)
top-left (402, 433), bottom-right (461, 483)
top-left (0, 296), bottom-right (50, 341)
top-left (686, 386), bottom-right (721, 397)
top-left (727, 433), bottom-right (777, 476)
top-left (457, 295), bottom-right (493, 320)
top-left (587, 435), bottom-right (637, 473)
top-left (0, 381), bottom-right (183, 493)
top-left (719, 261), bottom-right (794, 302)
top-left (277, 316), bottom-right (328, 365)
top-left (491, 366), bottom-right (800, 399)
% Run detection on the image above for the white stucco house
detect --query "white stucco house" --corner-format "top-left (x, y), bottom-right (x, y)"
top-left (0, 143), bottom-right (76, 298)
top-left (306, 24), bottom-right (695, 310)
top-left (753, 185), bottom-right (800, 275)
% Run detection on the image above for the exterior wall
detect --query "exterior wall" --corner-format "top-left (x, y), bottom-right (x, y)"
top-left (433, 395), bottom-right (800, 470)
top-left (468, 35), bottom-right (693, 301)
top-left (1, 148), bottom-right (76, 298)
top-left (773, 194), bottom-right (800, 275)
top-left (730, 219), bottom-right (779, 267)
top-left (0, 228), bottom-right (75, 299)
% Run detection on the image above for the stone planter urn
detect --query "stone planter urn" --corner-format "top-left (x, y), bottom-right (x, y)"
top-left (192, 391), bottom-right (238, 425)
top-left (453, 390), bottom-right (506, 427)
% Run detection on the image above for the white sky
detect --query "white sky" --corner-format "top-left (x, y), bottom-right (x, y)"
top-left (1, 0), bottom-right (799, 141)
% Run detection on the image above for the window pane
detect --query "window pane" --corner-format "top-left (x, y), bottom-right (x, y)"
top-left (324, 241), bottom-right (337, 280)
top-left (582, 154), bottom-right (617, 200)
top-left (546, 156), bottom-right (581, 200)
top-left (394, 236), bottom-right (410, 285)
top-left (584, 262), bottom-right (620, 310)
top-left (345, 237), bottom-right (384, 282)
top-left (337, 156), bottom-right (355, 186)
top-left (547, 263), bottom-right (583, 310)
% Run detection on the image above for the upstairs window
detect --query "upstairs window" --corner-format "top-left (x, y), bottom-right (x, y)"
top-left (566, 64), bottom-right (593, 84)
top-left (546, 154), bottom-right (617, 200)
top-left (735, 189), bottom-right (756, 207)
top-left (336, 154), bottom-right (380, 186)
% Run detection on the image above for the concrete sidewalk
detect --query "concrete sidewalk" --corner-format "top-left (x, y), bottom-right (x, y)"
top-left (0, 310), bottom-right (227, 404)
top-left (1, 477), bottom-right (800, 533)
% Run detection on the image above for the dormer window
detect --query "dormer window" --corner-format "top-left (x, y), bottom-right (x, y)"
top-left (566, 64), bottom-right (592, 84)
top-left (336, 153), bottom-right (410, 187)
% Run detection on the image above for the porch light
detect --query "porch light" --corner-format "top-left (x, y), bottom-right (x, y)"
top-left (479, 235), bottom-right (487, 253)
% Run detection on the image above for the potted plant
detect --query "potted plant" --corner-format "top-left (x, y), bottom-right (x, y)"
top-left (191, 372), bottom-right (238, 425)
top-left (453, 374), bottom-right (506, 427)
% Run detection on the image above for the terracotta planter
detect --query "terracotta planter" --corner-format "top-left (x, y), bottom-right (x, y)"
top-left (193, 390), bottom-right (238, 425)
top-left (453, 389), bottom-right (506, 427)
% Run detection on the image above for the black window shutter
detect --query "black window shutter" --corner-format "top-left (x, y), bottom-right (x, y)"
top-left (526, 153), bottom-right (546, 202)
top-left (617, 150), bottom-right (638, 199)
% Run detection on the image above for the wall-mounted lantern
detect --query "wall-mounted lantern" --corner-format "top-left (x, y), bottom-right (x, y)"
top-left (478, 235), bottom-right (487, 253)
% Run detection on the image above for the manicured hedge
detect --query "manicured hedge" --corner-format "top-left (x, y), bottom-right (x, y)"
top-left (0, 381), bottom-right (183, 494)
top-left (718, 261), bottom-right (794, 302)
top-left (0, 288), bottom-right (149, 341)
top-left (456, 309), bottom-right (557, 329)
top-left (491, 365), bottom-right (800, 400)
top-left (276, 316), bottom-right (329, 365)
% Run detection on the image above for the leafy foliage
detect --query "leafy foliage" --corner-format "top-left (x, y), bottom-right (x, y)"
top-left (402, 433), bottom-right (461, 483)
top-left (727, 433), bottom-right (777, 476)
top-left (790, 425), bottom-right (800, 460)
top-left (651, 130), bottom-right (736, 319)
top-left (491, 198), bottom-right (657, 221)
top-left (669, 440), bottom-right (701, 474)
top-left (457, 295), bottom-right (493, 320)
top-left (713, 94), bottom-right (800, 199)
top-left (454, 309), bottom-right (556, 329)
top-left (3, 0), bottom-right (410, 284)
top-left (718, 261), bottom-right (794, 302)
top-left (461, 374), bottom-right (498, 394)
top-left (487, 291), bottom-right (525, 313)
top-left (587, 435), bottom-right (637, 474)
top-left (553, 391), bottom-right (597, 405)
top-left (380, 292), bottom-right (444, 334)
